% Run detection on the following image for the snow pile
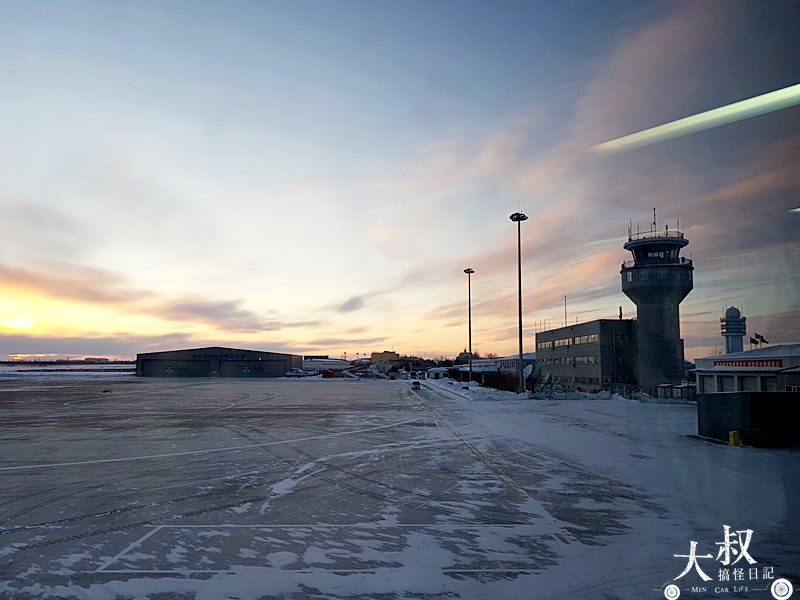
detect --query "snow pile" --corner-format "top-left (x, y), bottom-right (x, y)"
top-left (425, 378), bottom-right (635, 403)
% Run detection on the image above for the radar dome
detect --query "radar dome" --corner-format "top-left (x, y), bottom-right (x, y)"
top-left (725, 306), bottom-right (742, 319)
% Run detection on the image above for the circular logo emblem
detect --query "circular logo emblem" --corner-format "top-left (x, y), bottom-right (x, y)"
top-left (664, 584), bottom-right (681, 599)
top-left (771, 578), bottom-right (794, 600)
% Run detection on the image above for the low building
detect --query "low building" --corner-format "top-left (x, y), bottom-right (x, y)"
top-left (371, 350), bottom-right (400, 363)
top-left (302, 357), bottom-right (351, 372)
top-left (136, 346), bottom-right (301, 377)
top-left (426, 367), bottom-right (449, 380)
top-left (535, 319), bottom-right (636, 392)
top-left (371, 350), bottom-right (400, 374)
top-left (453, 353), bottom-right (536, 375)
top-left (694, 344), bottom-right (800, 393)
top-left (496, 353), bottom-right (537, 375)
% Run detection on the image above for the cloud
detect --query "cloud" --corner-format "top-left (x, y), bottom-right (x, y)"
top-left (327, 290), bottom-right (391, 315)
top-left (0, 259), bottom-right (317, 335)
top-left (157, 298), bottom-right (319, 333)
top-left (335, 294), bottom-right (370, 313)
top-left (0, 331), bottom-right (195, 360)
top-left (0, 329), bottom-right (310, 360)
top-left (381, 1), bottom-right (798, 359)
top-left (398, 112), bottom-right (540, 197)
top-left (0, 204), bottom-right (98, 264)
top-left (0, 262), bottom-right (145, 306)
top-left (301, 336), bottom-right (388, 349)
top-left (1, 2), bottom-right (796, 362)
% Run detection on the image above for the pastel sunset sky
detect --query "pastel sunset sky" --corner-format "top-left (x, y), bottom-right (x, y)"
top-left (1, 0), bottom-right (798, 361)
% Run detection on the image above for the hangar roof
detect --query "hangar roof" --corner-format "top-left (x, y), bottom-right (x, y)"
top-left (136, 346), bottom-right (297, 358)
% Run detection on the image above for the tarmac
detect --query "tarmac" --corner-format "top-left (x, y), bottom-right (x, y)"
top-left (0, 378), bottom-right (797, 599)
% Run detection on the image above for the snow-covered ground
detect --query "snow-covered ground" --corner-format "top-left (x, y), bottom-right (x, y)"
top-left (423, 379), bottom-right (799, 597)
top-left (0, 363), bottom-right (135, 381)
top-left (0, 377), bottom-right (797, 599)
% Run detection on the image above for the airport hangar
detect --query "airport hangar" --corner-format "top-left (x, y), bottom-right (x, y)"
top-left (136, 347), bottom-right (302, 377)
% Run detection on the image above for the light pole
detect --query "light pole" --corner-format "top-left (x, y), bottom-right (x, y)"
top-left (509, 211), bottom-right (528, 393)
top-left (464, 267), bottom-right (475, 386)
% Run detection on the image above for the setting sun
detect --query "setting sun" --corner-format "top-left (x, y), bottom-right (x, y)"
top-left (0, 316), bottom-right (34, 330)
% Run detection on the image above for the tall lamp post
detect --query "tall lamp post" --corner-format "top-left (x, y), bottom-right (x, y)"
top-left (509, 211), bottom-right (528, 393)
top-left (464, 267), bottom-right (475, 386)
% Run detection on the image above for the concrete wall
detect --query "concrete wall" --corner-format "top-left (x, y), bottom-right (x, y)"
top-left (697, 392), bottom-right (800, 447)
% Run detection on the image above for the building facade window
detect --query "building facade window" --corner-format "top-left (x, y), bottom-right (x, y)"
top-left (718, 375), bottom-right (735, 392)
top-left (575, 355), bottom-right (599, 364)
top-left (739, 376), bottom-right (758, 392)
top-left (700, 375), bottom-right (715, 393)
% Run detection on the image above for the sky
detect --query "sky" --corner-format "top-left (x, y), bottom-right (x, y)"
top-left (0, 0), bottom-right (798, 362)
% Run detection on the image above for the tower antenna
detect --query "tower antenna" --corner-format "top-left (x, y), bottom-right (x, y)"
top-left (653, 207), bottom-right (657, 232)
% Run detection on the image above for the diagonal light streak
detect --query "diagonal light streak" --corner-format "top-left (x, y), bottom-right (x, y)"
top-left (593, 83), bottom-right (800, 154)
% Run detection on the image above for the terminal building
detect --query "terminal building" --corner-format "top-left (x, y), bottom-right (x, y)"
top-left (302, 357), bottom-right (351, 372)
top-left (536, 319), bottom-right (635, 391)
top-left (536, 218), bottom-right (693, 395)
top-left (136, 346), bottom-right (301, 377)
top-left (453, 352), bottom-right (537, 376)
top-left (695, 344), bottom-right (800, 393)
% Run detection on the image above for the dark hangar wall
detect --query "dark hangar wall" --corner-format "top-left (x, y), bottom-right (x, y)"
top-left (136, 347), bottom-right (302, 377)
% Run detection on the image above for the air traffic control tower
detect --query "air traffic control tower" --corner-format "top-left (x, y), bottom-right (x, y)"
top-left (621, 222), bottom-right (693, 394)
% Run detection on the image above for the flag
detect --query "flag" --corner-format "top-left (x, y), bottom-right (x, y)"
top-left (750, 337), bottom-right (759, 345)
top-left (755, 333), bottom-right (769, 344)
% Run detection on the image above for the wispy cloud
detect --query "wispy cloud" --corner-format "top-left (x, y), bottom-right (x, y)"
top-left (0, 260), bottom-right (316, 335)
top-left (1, 1), bottom-right (796, 361)
top-left (333, 292), bottom-right (384, 314)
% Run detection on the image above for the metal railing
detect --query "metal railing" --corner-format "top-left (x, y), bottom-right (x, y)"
top-left (621, 256), bottom-right (693, 269)
top-left (627, 229), bottom-right (685, 242)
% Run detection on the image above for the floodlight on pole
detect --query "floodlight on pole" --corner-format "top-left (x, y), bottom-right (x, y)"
top-left (509, 211), bottom-right (528, 393)
top-left (464, 267), bottom-right (475, 386)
